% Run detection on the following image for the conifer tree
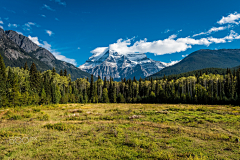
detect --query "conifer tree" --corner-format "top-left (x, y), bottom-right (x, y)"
top-left (90, 74), bottom-right (94, 101)
top-left (0, 54), bottom-right (6, 107)
top-left (103, 77), bottom-right (107, 89)
top-left (64, 69), bottom-right (67, 76)
top-left (52, 67), bottom-right (56, 76)
top-left (30, 63), bottom-right (41, 93)
top-left (24, 62), bottom-right (29, 70)
top-left (60, 70), bottom-right (63, 76)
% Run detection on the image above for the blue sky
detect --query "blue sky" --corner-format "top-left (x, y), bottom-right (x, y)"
top-left (1, 0), bottom-right (240, 66)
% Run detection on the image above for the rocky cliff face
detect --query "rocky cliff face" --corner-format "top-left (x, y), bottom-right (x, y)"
top-left (5, 30), bottom-right (39, 53)
top-left (79, 48), bottom-right (172, 80)
top-left (0, 28), bottom-right (94, 80)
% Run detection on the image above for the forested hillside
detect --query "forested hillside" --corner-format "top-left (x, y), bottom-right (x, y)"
top-left (149, 49), bottom-right (240, 79)
top-left (150, 67), bottom-right (240, 81)
top-left (0, 54), bottom-right (240, 107)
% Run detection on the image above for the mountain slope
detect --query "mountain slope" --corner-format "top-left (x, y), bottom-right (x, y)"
top-left (148, 49), bottom-right (240, 79)
top-left (0, 28), bottom-right (94, 80)
top-left (79, 48), bottom-right (175, 80)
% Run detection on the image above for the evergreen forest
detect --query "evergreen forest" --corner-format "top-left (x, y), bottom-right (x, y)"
top-left (0, 54), bottom-right (240, 107)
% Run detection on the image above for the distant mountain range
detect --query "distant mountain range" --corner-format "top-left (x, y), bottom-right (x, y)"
top-left (0, 28), bottom-right (94, 80)
top-left (79, 48), bottom-right (177, 80)
top-left (148, 49), bottom-right (240, 79)
top-left (2, 28), bottom-right (240, 81)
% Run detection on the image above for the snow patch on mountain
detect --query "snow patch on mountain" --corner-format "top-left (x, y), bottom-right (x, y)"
top-left (79, 47), bottom-right (177, 80)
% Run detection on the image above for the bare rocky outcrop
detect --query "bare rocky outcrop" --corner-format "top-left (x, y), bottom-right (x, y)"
top-left (5, 30), bottom-right (39, 53)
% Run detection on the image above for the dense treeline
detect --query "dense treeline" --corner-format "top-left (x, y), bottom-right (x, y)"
top-left (149, 67), bottom-right (230, 81)
top-left (0, 54), bottom-right (240, 107)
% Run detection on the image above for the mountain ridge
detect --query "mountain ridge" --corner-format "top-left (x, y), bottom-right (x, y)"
top-left (0, 28), bottom-right (95, 80)
top-left (148, 49), bottom-right (240, 79)
top-left (79, 48), bottom-right (176, 80)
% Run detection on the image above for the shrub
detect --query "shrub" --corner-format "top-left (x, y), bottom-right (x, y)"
top-left (37, 114), bottom-right (50, 121)
top-left (10, 114), bottom-right (23, 120)
top-left (22, 113), bottom-right (32, 118)
top-left (33, 108), bottom-right (41, 113)
top-left (44, 123), bottom-right (76, 131)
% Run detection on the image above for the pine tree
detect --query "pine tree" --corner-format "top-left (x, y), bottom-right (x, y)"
top-left (112, 82), bottom-right (117, 103)
top-left (90, 74), bottom-right (94, 101)
top-left (0, 54), bottom-right (6, 107)
top-left (30, 63), bottom-right (41, 93)
top-left (103, 77), bottom-right (107, 89)
top-left (24, 62), bottom-right (29, 70)
top-left (60, 70), bottom-right (63, 76)
top-left (64, 69), bottom-right (67, 76)
top-left (52, 67), bottom-right (56, 76)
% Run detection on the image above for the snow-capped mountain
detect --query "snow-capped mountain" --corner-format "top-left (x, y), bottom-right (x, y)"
top-left (79, 48), bottom-right (177, 80)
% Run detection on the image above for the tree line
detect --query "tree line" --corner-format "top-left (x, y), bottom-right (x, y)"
top-left (0, 54), bottom-right (240, 107)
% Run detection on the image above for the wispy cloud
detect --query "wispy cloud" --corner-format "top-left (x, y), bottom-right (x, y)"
top-left (2, 7), bottom-right (16, 13)
top-left (55, 18), bottom-right (59, 21)
top-left (193, 26), bottom-right (228, 37)
top-left (8, 23), bottom-right (18, 28)
top-left (23, 22), bottom-right (38, 31)
top-left (0, 26), bottom-right (3, 29)
top-left (164, 29), bottom-right (171, 33)
top-left (0, 21), bottom-right (3, 24)
top-left (50, 0), bottom-right (66, 6)
top-left (218, 12), bottom-right (240, 25)
top-left (78, 47), bottom-right (81, 49)
top-left (42, 4), bottom-right (55, 11)
top-left (182, 54), bottom-right (188, 57)
top-left (28, 35), bottom-right (77, 65)
top-left (41, 15), bottom-right (46, 17)
top-left (46, 30), bottom-right (54, 36)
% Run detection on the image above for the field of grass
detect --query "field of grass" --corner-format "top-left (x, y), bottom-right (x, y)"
top-left (0, 103), bottom-right (240, 159)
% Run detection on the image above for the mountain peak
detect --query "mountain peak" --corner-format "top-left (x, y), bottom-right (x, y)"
top-left (79, 49), bottom-right (168, 80)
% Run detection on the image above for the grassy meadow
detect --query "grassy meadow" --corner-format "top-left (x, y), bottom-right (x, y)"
top-left (0, 103), bottom-right (240, 159)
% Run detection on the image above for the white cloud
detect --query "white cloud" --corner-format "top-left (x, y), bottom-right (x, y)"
top-left (218, 12), bottom-right (240, 25)
top-left (16, 31), bottom-right (23, 35)
top-left (28, 36), bottom-right (41, 45)
top-left (0, 21), bottom-right (3, 24)
top-left (78, 47), bottom-right (81, 49)
top-left (46, 30), bottom-right (54, 36)
top-left (0, 26), bottom-right (3, 29)
top-left (162, 60), bottom-right (180, 67)
top-left (182, 54), bottom-right (188, 57)
top-left (23, 22), bottom-right (37, 31)
top-left (91, 47), bottom-right (108, 55)
top-left (193, 26), bottom-right (227, 37)
top-left (42, 4), bottom-right (55, 11)
top-left (108, 35), bottom-right (211, 55)
top-left (41, 15), bottom-right (46, 17)
top-left (8, 23), bottom-right (18, 27)
top-left (164, 29), bottom-right (170, 33)
top-left (92, 30), bottom-right (240, 57)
